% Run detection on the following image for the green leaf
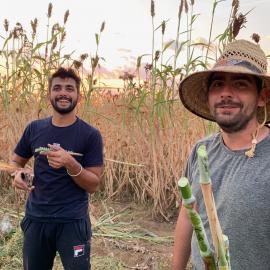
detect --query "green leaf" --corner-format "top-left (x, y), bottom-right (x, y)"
top-left (95, 33), bottom-right (99, 46)
top-left (33, 68), bottom-right (42, 81)
top-left (2, 34), bottom-right (12, 50)
top-left (162, 40), bottom-right (174, 53)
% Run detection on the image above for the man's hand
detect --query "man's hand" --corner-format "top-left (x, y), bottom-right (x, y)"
top-left (40, 143), bottom-right (73, 169)
top-left (40, 144), bottom-right (103, 194)
top-left (12, 168), bottom-right (34, 192)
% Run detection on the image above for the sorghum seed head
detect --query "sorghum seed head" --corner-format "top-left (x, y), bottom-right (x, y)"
top-left (51, 23), bottom-right (59, 36)
top-left (100, 21), bottom-right (105, 32)
top-left (178, 0), bottom-right (184, 18)
top-left (4, 19), bottom-right (9, 32)
top-left (31, 18), bottom-right (38, 36)
top-left (60, 31), bottom-right (66, 43)
top-left (154, 50), bottom-right (160, 61)
top-left (51, 38), bottom-right (57, 50)
top-left (91, 56), bottom-right (99, 69)
top-left (232, 13), bottom-right (247, 39)
top-left (151, 0), bottom-right (155, 17)
top-left (144, 63), bottom-right (152, 71)
top-left (80, 53), bottom-right (88, 61)
top-left (64, 10), bottom-right (70, 24)
top-left (48, 3), bottom-right (53, 18)
top-left (232, 0), bottom-right (239, 7)
top-left (73, 60), bottom-right (82, 70)
top-left (137, 57), bottom-right (142, 69)
top-left (251, 33), bottom-right (260, 44)
top-left (161, 20), bottom-right (166, 35)
top-left (64, 54), bottom-right (71, 60)
top-left (184, 0), bottom-right (189, 13)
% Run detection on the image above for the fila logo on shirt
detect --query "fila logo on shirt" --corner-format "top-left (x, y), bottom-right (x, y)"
top-left (73, 244), bottom-right (85, 257)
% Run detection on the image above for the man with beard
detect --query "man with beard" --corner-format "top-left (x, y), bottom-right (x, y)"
top-left (12, 67), bottom-right (104, 270)
top-left (172, 39), bottom-right (270, 270)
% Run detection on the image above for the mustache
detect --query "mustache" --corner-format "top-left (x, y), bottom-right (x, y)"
top-left (214, 99), bottom-right (243, 109)
top-left (55, 96), bottom-right (72, 102)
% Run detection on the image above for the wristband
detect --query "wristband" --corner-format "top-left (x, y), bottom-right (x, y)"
top-left (67, 164), bottom-right (83, 177)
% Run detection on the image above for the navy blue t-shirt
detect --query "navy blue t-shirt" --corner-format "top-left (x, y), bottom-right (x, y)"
top-left (14, 117), bottom-right (103, 222)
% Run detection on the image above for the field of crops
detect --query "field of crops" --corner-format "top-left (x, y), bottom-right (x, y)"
top-left (0, 1), bottom-right (260, 269)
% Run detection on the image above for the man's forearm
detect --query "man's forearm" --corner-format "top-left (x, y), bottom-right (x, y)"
top-left (11, 153), bottom-right (30, 169)
top-left (65, 160), bottom-right (103, 193)
top-left (11, 160), bottom-right (23, 168)
top-left (173, 207), bottom-right (193, 270)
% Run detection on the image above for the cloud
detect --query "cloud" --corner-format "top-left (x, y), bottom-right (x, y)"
top-left (113, 32), bottom-right (122, 36)
top-left (96, 62), bottom-right (149, 81)
top-left (130, 56), bottom-right (137, 61)
top-left (117, 48), bottom-right (132, 53)
top-left (120, 56), bottom-right (130, 62)
top-left (96, 66), bottom-right (117, 79)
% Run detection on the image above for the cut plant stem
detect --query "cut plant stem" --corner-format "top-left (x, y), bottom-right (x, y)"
top-left (197, 145), bottom-right (230, 270)
top-left (34, 147), bottom-right (83, 156)
top-left (178, 177), bottom-right (217, 270)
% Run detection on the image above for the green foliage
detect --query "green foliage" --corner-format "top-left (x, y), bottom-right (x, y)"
top-left (0, 0), bottom-right (251, 218)
top-left (0, 228), bottom-right (23, 269)
top-left (0, 1), bottom-right (249, 120)
top-left (0, 4), bottom-right (105, 114)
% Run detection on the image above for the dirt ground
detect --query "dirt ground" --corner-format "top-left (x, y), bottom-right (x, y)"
top-left (89, 200), bottom-right (192, 270)
top-left (0, 194), bottom-right (192, 270)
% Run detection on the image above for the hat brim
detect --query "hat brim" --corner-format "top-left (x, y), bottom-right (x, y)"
top-left (179, 66), bottom-right (270, 123)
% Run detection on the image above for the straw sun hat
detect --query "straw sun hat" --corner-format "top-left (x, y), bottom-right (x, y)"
top-left (179, 39), bottom-right (270, 123)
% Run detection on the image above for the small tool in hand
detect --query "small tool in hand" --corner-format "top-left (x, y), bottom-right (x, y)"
top-left (21, 172), bottom-right (32, 187)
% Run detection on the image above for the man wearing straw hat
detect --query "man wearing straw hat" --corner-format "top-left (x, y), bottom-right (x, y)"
top-left (173, 39), bottom-right (270, 270)
top-left (11, 67), bottom-right (104, 270)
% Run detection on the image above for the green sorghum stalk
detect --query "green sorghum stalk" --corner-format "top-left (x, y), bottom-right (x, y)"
top-left (178, 177), bottom-right (217, 270)
top-left (197, 145), bottom-right (231, 270)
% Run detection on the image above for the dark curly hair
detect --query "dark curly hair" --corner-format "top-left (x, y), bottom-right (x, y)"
top-left (48, 67), bottom-right (81, 93)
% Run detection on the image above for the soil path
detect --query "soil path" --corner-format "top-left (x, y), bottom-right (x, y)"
top-left (90, 201), bottom-right (192, 270)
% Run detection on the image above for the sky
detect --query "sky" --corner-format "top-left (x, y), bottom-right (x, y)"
top-left (1, 0), bottom-right (270, 82)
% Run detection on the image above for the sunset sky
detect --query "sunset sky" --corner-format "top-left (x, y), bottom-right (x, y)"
top-left (1, 0), bottom-right (270, 85)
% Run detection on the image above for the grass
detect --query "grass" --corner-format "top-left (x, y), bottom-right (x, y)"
top-left (92, 206), bottom-right (173, 244)
top-left (0, 0), bottom-right (247, 216)
top-left (0, 1), bottom-right (256, 269)
top-left (0, 1), bottom-right (254, 269)
top-left (0, 201), bottom-right (175, 270)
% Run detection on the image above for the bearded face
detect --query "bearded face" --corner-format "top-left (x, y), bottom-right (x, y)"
top-left (50, 95), bottom-right (78, 114)
top-left (208, 73), bottom-right (261, 133)
top-left (49, 77), bottom-right (79, 114)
